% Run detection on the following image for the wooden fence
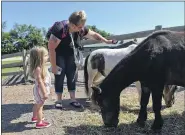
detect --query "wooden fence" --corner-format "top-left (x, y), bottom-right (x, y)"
top-left (2, 25), bottom-right (184, 85)
top-left (2, 50), bottom-right (30, 83)
top-left (81, 25), bottom-right (184, 45)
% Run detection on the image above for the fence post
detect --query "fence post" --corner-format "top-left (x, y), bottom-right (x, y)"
top-left (22, 49), bottom-right (29, 83)
top-left (155, 25), bottom-right (162, 31)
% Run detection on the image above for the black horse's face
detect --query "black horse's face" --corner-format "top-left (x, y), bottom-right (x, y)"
top-left (91, 86), bottom-right (120, 128)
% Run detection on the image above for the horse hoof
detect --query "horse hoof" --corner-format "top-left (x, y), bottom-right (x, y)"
top-left (166, 104), bottom-right (172, 108)
top-left (136, 119), bottom-right (145, 128)
top-left (151, 125), bottom-right (162, 133)
top-left (151, 128), bottom-right (162, 134)
top-left (104, 124), bottom-right (117, 128)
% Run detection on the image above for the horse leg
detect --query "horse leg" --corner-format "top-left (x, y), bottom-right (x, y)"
top-left (87, 68), bottom-right (98, 99)
top-left (163, 85), bottom-right (176, 107)
top-left (167, 85), bottom-right (176, 106)
top-left (93, 72), bottom-right (106, 86)
top-left (135, 81), bottom-right (142, 103)
top-left (151, 84), bottom-right (164, 133)
top-left (137, 82), bottom-right (150, 128)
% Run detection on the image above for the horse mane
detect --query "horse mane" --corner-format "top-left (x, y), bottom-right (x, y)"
top-left (123, 30), bottom-right (184, 58)
top-left (98, 30), bottom-right (184, 91)
top-left (136, 30), bottom-right (170, 48)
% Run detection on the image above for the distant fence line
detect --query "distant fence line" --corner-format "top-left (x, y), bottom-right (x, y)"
top-left (2, 50), bottom-right (30, 82)
top-left (81, 25), bottom-right (184, 45)
top-left (2, 25), bottom-right (184, 83)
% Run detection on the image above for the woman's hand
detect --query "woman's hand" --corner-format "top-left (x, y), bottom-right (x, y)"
top-left (51, 65), bottom-right (58, 74)
top-left (106, 39), bottom-right (118, 44)
top-left (105, 40), bottom-right (113, 44)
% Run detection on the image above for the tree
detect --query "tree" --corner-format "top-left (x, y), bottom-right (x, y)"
top-left (1, 22), bottom-right (112, 54)
top-left (11, 23), bottom-right (45, 51)
top-left (91, 25), bottom-right (98, 32)
top-left (1, 23), bottom-right (46, 54)
top-left (2, 21), bottom-right (7, 31)
top-left (2, 31), bottom-right (16, 54)
top-left (87, 25), bottom-right (112, 38)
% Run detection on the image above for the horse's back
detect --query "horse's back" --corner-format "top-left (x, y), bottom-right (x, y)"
top-left (90, 44), bottom-right (137, 56)
top-left (140, 30), bottom-right (185, 86)
top-left (103, 44), bottom-right (138, 72)
top-left (87, 44), bottom-right (138, 75)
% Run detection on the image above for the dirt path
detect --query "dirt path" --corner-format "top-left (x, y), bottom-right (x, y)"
top-left (2, 71), bottom-right (185, 135)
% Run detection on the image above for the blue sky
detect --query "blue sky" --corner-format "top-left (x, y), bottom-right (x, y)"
top-left (2, 1), bottom-right (184, 35)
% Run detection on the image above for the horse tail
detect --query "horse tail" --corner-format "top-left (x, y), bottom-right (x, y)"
top-left (84, 54), bottom-right (90, 95)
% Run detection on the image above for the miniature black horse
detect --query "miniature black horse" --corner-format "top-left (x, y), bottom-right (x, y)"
top-left (89, 30), bottom-right (185, 133)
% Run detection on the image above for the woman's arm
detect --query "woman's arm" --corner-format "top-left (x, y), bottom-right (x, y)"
top-left (48, 34), bottom-right (61, 73)
top-left (84, 29), bottom-right (113, 44)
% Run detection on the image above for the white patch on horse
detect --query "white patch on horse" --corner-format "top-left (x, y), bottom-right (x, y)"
top-left (86, 44), bottom-right (138, 99)
top-left (92, 44), bottom-right (137, 76)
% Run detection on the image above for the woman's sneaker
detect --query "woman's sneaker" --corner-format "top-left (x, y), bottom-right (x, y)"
top-left (36, 121), bottom-right (51, 129)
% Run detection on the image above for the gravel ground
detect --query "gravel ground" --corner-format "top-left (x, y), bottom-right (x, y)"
top-left (2, 71), bottom-right (185, 135)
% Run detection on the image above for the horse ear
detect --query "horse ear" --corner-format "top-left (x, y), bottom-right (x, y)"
top-left (91, 86), bottom-right (102, 94)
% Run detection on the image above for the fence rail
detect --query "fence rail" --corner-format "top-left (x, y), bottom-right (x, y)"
top-left (2, 71), bottom-right (24, 76)
top-left (2, 50), bottom-right (29, 83)
top-left (2, 25), bottom-right (184, 85)
top-left (81, 25), bottom-right (184, 45)
top-left (2, 62), bottom-right (23, 69)
top-left (2, 52), bottom-right (22, 59)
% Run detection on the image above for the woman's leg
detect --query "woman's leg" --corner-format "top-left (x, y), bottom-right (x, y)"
top-left (65, 56), bottom-right (81, 107)
top-left (65, 56), bottom-right (76, 100)
top-left (54, 55), bottom-right (66, 107)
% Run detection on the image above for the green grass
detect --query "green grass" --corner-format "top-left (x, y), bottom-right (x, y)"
top-left (2, 76), bottom-right (8, 80)
top-left (2, 67), bottom-right (23, 73)
top-left (80, 88), bottom-right (184, 135)
top-left (2, 56), bottom-right (22, 60)
top-left (1, 59), bottom-right (50, 81)
top-left (2, 60), bottom-right (22, 65)
top-left (2, 60), bottom-right (23, 80)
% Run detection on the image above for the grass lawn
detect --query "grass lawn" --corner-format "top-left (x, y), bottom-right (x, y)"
top-left (2, 60), bottom-right (23, 80)
top-left (2, 56), bottom-right (22, 61)
top-left (79, 89), bottom-right (184, 135)
top-left (2, 60), bottom-right (22, 65)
